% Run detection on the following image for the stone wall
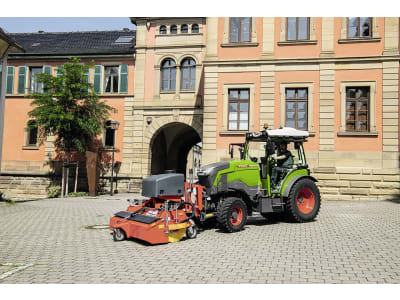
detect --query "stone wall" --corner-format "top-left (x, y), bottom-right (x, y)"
top-left (313, 167), bottom-right (400, 201)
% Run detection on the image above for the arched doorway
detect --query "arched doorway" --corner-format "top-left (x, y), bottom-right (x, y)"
top-left (150, 122), bottom-right (201, 176)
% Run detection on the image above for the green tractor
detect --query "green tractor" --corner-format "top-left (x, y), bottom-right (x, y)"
top-left (197, 125), bottom-right (321, 232)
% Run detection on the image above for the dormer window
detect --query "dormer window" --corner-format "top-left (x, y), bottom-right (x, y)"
top-left (192, 24), bottom-right (199, 33)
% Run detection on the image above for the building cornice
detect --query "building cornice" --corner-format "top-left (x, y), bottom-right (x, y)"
top-left (203, 55), bottom-right (400, 66)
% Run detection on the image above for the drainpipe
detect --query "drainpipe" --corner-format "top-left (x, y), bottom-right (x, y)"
top-left (0, 45), bottom-right (11, 173)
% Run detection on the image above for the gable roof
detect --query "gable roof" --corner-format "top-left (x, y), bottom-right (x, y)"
top-left (8, 30), bottom-right (135, 57)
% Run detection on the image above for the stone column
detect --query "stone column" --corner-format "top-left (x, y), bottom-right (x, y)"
top-left (320, 17), bottom-right (335, 57)
top-left (259, 64), bottom-right (275, 130)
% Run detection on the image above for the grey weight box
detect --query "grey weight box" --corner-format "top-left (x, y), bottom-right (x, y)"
top-left (141, 173), bottom-right (184, 198)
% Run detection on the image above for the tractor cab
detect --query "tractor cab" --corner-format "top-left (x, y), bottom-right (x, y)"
top-left (244, 126), bottom-right (309, 194)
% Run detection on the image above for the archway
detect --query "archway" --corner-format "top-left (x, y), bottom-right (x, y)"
top-left (150, 122), bottom-right (201, 176)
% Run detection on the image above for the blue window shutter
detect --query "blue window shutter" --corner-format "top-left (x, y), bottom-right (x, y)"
top-left (43, 65), bottom-right (52, 93)
top-left (17, 66), bottom-right (27, 94)
top-left (119, 64), bottom-right (128, 94)
top-left (56, 65), bottom-right (62, 78)
top-left (6, 66), bottom-right (14, 94)
top-left (84, 67), bottom-right (90, 91)
top-left (93, 65), bottom-right (102, 93)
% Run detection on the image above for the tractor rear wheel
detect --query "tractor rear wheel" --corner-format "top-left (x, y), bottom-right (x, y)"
top-left (285, 178), bottom-right (320, 222)
top-left (216, 197), bottom-right (248, 233)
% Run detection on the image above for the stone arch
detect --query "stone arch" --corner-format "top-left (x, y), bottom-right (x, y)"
top-left (144, 116), bottom-right (203, 177)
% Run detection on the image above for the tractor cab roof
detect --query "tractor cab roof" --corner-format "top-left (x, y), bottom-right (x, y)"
top-left (246, 127), bottom-right (309, 143)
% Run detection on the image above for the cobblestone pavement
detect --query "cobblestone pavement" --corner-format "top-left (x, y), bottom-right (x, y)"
top-left (0, 195), bottom-right (399, 284)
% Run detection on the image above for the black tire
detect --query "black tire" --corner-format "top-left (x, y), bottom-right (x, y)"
top-left (186, 220), bottom-right (198, 239)
top-left (285, 178), bottom-right (321, 222)
top-left (216, 197), bottom-right (248, 233)
top-left (113, 228), bottom-right (126, 241)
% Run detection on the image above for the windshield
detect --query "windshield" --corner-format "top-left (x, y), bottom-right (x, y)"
top-left (246, 140), bottom-right (307, 167)
top-left (246, 141), bottom-right (266, 163)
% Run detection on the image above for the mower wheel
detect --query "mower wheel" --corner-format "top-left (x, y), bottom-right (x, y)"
top-left (285, 178), bottom-right (321, 222)
top-left (113, 228), bottom-right (126, 241)
top-left (186, 220), bottom-right (198, 239)
top-left (216, 197), bottom-right (248, 233)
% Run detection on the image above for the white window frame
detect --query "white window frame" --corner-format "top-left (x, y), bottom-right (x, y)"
top-left (339, 81), bottom-right (377, 134)
top-left (222, 83), bottom-right (255, 132)
top-left (279, 82), bottom-right (314, 134)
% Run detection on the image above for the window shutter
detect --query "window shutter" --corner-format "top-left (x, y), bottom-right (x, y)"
top-left (17, 66), bottom-right (27, 94)
top-left (93, 65), bottom-right (102, 93)
top-left (56, 65), bottom-right (62, 78)
top-left (43, 65), bottom-right (52, 93)
top-left (6, 66), bottom-right (14, 94)
top-left (83, 69), bottom-right (90, 93)
top-left (119, 64), bottom-right (128, 94)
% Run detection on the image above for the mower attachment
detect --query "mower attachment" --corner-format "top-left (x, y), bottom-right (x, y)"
top-left (110, 176), bottom-right (204, 245)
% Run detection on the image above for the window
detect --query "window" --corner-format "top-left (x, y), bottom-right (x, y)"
top-left (285, 88), bottom-right (308, 130)
top-left (348, 17), bottom-right (371, 38)
top-left (161, 59), bottom-right (176, 91)
top-left (26, 120), bottom-right (38, 146)
top-left (170, 25), bottom-right (178, 34)
top-left (181, 24), bottom-right (188, 33)
top-left (114, 36), bottom-right (134, 43)
top-left (180, 58), bottom-right (196, 90)
top-left (160, 25), bottom-right (167, 34)
top-left (30, 67), bottom-right (43, 93)
top-left (104, 66), bottom-right (119, 93)
top-left (192, 24), bottom-right (199, 33)
top-left (230, 17), bottom-right (251, 43)
top-left (345, 87), bottom-right (369, 131)
top-left (287, 17), bottom-right (309, 41)
top-left (104, 120), bottom-right (116, 147)
top-left (228, 89), bottom-right (249, 131)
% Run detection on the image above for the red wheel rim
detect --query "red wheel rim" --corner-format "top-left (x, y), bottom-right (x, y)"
top-left (296, 187), bottom-right (315, 214)
top-left (230, 205), bottom-right (243, 226)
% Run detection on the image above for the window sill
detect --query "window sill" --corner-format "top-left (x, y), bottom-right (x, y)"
top-left (22, 145), bottom-right (39, 150)
top-left (156, 33), bottom-right (202, 37)
top-left (160, 91), bottom-right (176, 94)
top-left (219, 130), bottom-right (248, 136)
top-left (337, 131), bottom-right (378, 137)
top-left (99, 93), bottom-right (131, 97)
top-left (221, 42), bottom-right (259, 48)
top-left (338, 38), bottom-right (381, 44)
top-left (180, 90), bottom-right (195, 93)
top-left (277, 40), bottom-right (318, 46)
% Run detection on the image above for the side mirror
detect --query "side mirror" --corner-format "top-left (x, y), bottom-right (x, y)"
top-left (229, 146), bottom-right (234, 159)
top-left (239, 147), bottom-right (244, 160)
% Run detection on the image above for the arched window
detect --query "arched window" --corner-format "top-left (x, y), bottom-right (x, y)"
top-left (160, 25), bottom-right (167, 34)
top-left (181, 58), bottom-right (196, 91)
top-left (161, 59), bottom-right (176, 91)
top-left (192, 24), bottom-right (199, 33)
top-left (181, 24), bottom-right (188, 33)
top-left (170, 25), bottom-right (177, 34)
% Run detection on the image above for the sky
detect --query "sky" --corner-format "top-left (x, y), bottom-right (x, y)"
top-left (0, 17), bottom-right (135, 34)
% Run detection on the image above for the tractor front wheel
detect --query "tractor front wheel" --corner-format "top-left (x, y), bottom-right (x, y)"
top-left (216, 197), bottom-right (248, 233)
top-left (285, 179), bottom-right (321, 222)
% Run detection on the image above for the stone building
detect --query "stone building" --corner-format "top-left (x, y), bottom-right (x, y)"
top-left (1, 18), bottom-right (399, 201)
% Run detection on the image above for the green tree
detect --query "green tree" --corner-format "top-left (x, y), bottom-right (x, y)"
top-left (28, 58), bottom-right (116, 193)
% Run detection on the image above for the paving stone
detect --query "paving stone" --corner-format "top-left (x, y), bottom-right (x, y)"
top-left (0, 195), bottom-right (399, 283)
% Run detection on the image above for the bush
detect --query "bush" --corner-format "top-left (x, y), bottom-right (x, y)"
top-left (47, 186), bottom-right (61, 198)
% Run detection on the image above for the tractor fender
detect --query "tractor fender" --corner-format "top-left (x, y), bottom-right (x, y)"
top-left (281, 175), bottom-right (318, 199)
